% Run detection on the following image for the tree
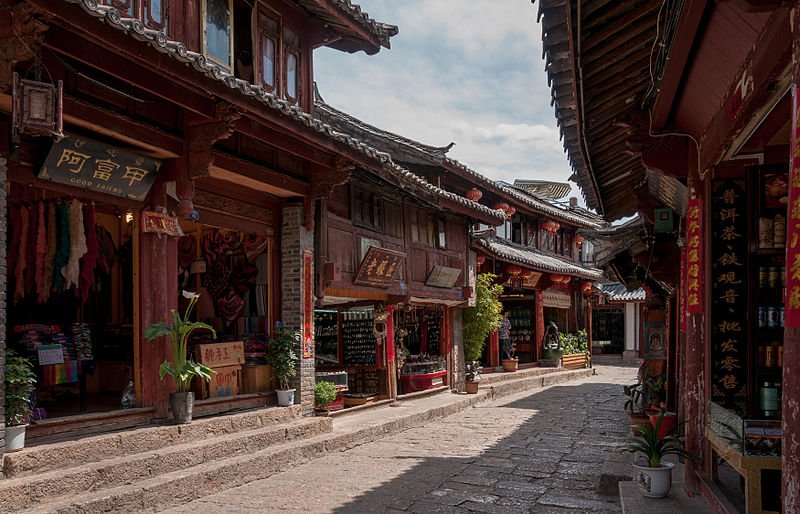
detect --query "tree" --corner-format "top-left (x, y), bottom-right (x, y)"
top-left (463, 273), bottom-right (504, 362)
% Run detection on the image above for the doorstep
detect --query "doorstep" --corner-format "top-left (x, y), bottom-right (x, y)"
top-left (620, 459), bottom-right (712, 513)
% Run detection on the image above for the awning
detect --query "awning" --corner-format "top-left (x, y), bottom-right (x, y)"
top-left (473, 235), bottom-right (603, 280)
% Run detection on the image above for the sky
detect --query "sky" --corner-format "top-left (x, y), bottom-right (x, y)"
top-left (312, 0), bottom-right (584, 204)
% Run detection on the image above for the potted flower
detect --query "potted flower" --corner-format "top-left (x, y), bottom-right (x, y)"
top-left (314, 380), bottom-right (337, 415)
top-left (501, 339), bottom-right (518, 372)
top-left (4, 350), bottom-right (36, 451)
top-left (271, 328), bottom-right (299, 406)
top-left (144, 290), bottom-right (216, 424)
top-left (464, 361), bottom-right (481, 394)
top-left (649, 402), bottom-right (678, 440)
top-left (463, 273), bottom-right (503, 392)
top-left (621, 411), bottom-right (695, 498)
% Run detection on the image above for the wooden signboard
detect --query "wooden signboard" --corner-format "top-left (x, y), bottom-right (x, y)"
top-left (354, 246), bottom-right (405, 287)
top-left (38, 134), bottom-right (161, 201)
top-left (197, 341), bottom-right (245, 368)
top-left (206, 365), bottom-right (241, 398)
top-left (686, 198), bottom-right (704, 314)
top-left (425, 265), bottom-right (462, 288)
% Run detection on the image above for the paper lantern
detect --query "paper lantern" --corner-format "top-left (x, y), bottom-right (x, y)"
top-left (505, 206), bottom-right (517, 217)
top-left (581, 281), bottom-right (592, 294)
top-left (520, 269), bottom-right (534, 279)
top-left (493, 201), bottom-right (510, 213)
top-left (542, 220), bottom-right (560, 233)
top-left (466, 188), bottom-right (483, 202)
top-left (551, 274), bottom-right (566, 284)
top-left (507, 264), bottom-right (522, 277)
top-left (574, 234), bottom-right (585, 246)
top-left (477, 255), bottom-right (486, 266)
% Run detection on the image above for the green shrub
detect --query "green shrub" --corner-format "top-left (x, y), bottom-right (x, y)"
top-left (559, 329), bottom-right (588, 355)
top-left (463, 273), bottom-right (504, 362)
top-left (270, 329), bottom-right (299, 390)
top-left (314, 380), bottom-right (338, 408)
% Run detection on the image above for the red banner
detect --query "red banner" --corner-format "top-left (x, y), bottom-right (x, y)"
top-left (302, 249), bottom-right (314, 358)
top-left (386, 305), bottom-right (395, 364)
top-left (680, 246), bottom-right (687, 332)
top-left (786, 85), bottom-right (800, 326)
top-left (686, 198), bottom-right (703, 314)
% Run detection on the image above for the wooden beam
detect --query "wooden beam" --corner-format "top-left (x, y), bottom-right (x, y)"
top-left (317, 0), bottom-right (383, 53)
top-left (211, 151), bottom-right (310, 197)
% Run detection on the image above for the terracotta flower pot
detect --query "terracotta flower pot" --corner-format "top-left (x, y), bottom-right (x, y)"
top-left (501, 359), bottom-right (518, 372)
top-left (465, 380), bottom-right (480, 394)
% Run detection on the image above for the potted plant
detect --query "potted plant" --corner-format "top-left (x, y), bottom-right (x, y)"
top-left (144, 290), bottom-right (216, 424)
top-left (649, 402), bottom-right (678, 440)
top-left (271, 328), bottom-right (299, 406)
top-left (624, 366), bottom-right (666, 434)
top-left (4, 350), bottom-right (36, 451)
top-left (621, 411), bottom-right (695, 498)
top-left (464, 361), bottom-right (481, 394)
top-left (463, 273), bottom-right (503, 392)
top-left (501, 339), bottom-right (518, 372)
top-left (314, 380), bottom-right (338, 415)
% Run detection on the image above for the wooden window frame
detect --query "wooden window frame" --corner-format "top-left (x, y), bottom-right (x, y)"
top-left (201, 0), bottom-right (235, 72)
top-left (283, 27), bottom-right (301, 105)
top-left (256, 8), bottom-right (280, 93)
top-left (351, 185), bottom-right (382, 231)
top-left (436, 217), bottom-right (447, 249)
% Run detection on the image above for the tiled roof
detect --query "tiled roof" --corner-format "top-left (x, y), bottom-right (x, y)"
top-left (494, 180), bottom-right (606, 230)
top-left (599, 282), bottom-right (646, 302)
top-left (61, 0), bottom-right (504, 224)
top-left (512, 180), bottom-right (572, 200)
top-left (473, 235), bottom-right (604, 280)
top-left (296, 0), bottom-right (398, 51)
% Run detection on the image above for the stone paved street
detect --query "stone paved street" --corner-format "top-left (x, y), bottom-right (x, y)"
top-left (167, 365), bottom-right (639, 513)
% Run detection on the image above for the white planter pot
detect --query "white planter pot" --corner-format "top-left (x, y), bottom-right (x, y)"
top-left (276, 389), bottom-right (296, 407)
top-left (6, 424), bottom-right (28, 452)
top-left (632, 461), bottom-right (675, 498)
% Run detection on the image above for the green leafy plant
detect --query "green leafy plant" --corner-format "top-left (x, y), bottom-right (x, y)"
top-left (622, 412), bottom-right (696, 467)
top-left (271, 329), bottom-right (299, 391)
top-left (559, 329), bottom-right (588, 355)
top-left (464, 273), bottom-right (504, 362)
top-left (144, 291), bottom-right (216, 393)
top-left (314, 380), bottom-right (338, 409)
top-left (465, 361), bottom-right (482, 382)
top-left (5, 350), bottom-right (36, 426)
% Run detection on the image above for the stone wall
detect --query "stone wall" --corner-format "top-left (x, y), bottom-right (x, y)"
top-left (0, 157), bottom-right (7, 460)
top-left (280, 203), bottom-right (314, 413)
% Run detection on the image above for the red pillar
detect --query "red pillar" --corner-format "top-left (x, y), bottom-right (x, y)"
top-left (782, 19), bottom-right (800, 506)
top-left (138, 180), bottom-right (179, 418)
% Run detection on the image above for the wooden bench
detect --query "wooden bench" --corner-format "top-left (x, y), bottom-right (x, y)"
top-left (561, 353), bottom-right (588, 370)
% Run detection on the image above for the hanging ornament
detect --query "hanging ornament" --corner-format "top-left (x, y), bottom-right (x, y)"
top-left (505, 206), bottom-right (517, 218)
top-left (507, 264), bottom-right (522, 277)
top-left (542, 220), bottom-right (561, 233)
top-left (466, 188), bottom-right (483, 202)
top-left (476, 255), bottom-right (486, 266)
top-left (520, 269), bottom-right (534, 279)
top-left (493, 201), bottom-right (510, 214)
top-left (574, 234), bottom-right (584, 246)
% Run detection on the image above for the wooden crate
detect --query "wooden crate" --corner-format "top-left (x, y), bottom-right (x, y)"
top-left (206, 365), bottom-right (241, 398)
top-left (561, 353), bottom-right (588, 370)
top-left (242, 365), bottom-right (273, 393)
top-left (197, 341), bottom-right (245, 368)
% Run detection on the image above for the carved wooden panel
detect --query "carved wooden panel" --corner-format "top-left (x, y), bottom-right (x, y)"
top-left (194, 189), bottom-right (273, 225)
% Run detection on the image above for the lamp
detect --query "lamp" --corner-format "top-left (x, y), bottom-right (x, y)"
top-left (466, 188), bottom-right (483, 202)
top-left (542, 220), bottom-right (560, 233)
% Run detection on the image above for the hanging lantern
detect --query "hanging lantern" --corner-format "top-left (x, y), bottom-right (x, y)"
top-left (520, 269), bottom-right (534, 279)
top-left (507, 264), bottom-right (522, 277)
top-left (542, 220), bottom-right (561, 233)
top-left (476, 255), bottom-right (486, 266)
top-left (561, 276), bottom-right (572, 285)
top-left (493, 201), bottom-right (510, 213)
top-left (505, 205), bottom-right (517, 218)
top-left (581, 281), bottom-right (592, 294)
top-left (466, 188), bottom-right (483, 202)
top-left (574, 234), bottom-right (585, 246)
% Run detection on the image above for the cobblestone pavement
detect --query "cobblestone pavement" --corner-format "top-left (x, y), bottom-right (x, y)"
top-left (167, 365), bottom-right (638, 513)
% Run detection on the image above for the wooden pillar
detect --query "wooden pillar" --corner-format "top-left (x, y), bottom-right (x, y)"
top-left (488, 331), bottom-right (499, 368)
top-left (682, 155), bottom-right (706, 492)
top-left (585, 294), bottom-right (592, 360)
top-left (137, 179), bottom-right (178, 418)
top-left (535, 290), bottom-right (545, 362)
top-left (782, 14), bottom-right (800, 507)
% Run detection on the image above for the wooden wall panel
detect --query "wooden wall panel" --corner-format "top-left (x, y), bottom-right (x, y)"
top-left (328, 227), bottom-right (355, 273)
top-left (410, 248), bottom-right (428, 282)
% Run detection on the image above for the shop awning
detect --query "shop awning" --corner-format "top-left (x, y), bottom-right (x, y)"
top-left (473, 235), bottom-right (603, 280)
top-left (598, 282), bottom-right (646, 302)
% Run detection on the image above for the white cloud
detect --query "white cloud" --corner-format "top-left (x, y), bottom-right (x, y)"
top-left (313, 0), bottom-right (588, 207)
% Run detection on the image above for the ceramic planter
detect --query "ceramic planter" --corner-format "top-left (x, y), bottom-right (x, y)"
top-left (632, 461), bottom-right (675, 498)
top-left (501, 359), bottom-right (518, 372)
top-left (170, 392), bottom-right (194, 424)
top-left (277, 389), bottom-right (296, 406)
top-left (5, 424), bottom-right (28, 452)
top-left (649, 412), bottom-right (677, 440)
top-left (465, 380), bottom-right (480, 394)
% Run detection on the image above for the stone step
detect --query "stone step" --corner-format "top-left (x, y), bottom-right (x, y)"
top-left (3, 405), bottom-right (302, 479)
top-left (0, 416), bottom-right (330, 512)
top-left (479, 365), bottom-right (562, 385)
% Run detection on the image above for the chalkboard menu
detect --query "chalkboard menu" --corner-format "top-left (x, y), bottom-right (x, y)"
top-left (710, 179), bottom-right (748, 413)
top-left (425, 314), bottom-right (442, 356)
top-left (314, 310), bottom-right (339, 367)
top-left (342, 311), bottom-right (375, 365)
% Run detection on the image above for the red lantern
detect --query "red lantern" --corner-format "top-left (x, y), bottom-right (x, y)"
top-left (581, 282), bottom-right (592, 294)
top-left (520, 269), bottom-right (534, 279)
top-left (561, 276), bottom-right (572, 285)
top-left (477, 255), bottom-right (486, 266)
top-left (493, 201), bottom-right (510, 213)
top-left (550, 274), bottom-right (564, 284)
top-left (505, 206), bottom-right (516, 218)
top-left (507, 264), bottom-right (522, 277)
top-left (466, 188), bottom-right (483, 202)
top-left (574, 234), bottom-right (584, 246)
top-left (542, 220), bottom-right (560, 233)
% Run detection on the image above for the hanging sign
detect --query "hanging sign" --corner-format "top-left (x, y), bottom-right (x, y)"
top-left (354, 246), bottom-right (405, 287)
top-left (425, 265), bottom-right (462, 288)
top-left (38, 133), bottom-right (161, 201)
top-left (37, 344), bottom-right (64, 366)
top-left (686, 199), bottom-right (703, 314)
top-left (542, 290), bottom-right (571, 309)
top-left (787, 84), bottom-right (800, 327)
top-left (303, 249), bottom-right (314, 359)
top-left (142, 210), bottom-right (184, 237)
top-left (710, 179), bottom-right (748, 410)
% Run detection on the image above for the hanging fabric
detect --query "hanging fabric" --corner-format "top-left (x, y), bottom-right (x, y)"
top-left (80, 203), bottom-right (99, 302)
top-left (42, 202), bottom-right (57, 303)
top-left (25, 203), bottom-right (38, 296)
top-left (8, 206), bottom-right (20, 300)
top-left (15, 205), bottom-right (29, 303)
top-left (35, 201), bottom-right (47, 301)
top-left (62, 198), bottom-right (87, 291)
top-left (53, 200), bottom-right (71, 292)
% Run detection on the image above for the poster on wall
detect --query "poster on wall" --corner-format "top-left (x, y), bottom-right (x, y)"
top-left (710, 179), bottom-right (748, 411)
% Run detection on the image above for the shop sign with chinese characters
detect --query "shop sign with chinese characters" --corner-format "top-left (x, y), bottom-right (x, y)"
top-left (38, 134), bottom-right (160, 201)
top-left (142, 210), bottom-right (184, 237)
top-left (787, 86), bottom-right (800, 327)
top-left (710, 180), bottom-right (748, 409)
top-left (354, 246), bottom-right (405, 287)
top-left (685, 198), bottom-right (703, 314)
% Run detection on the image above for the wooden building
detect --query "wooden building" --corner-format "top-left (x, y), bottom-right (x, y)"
top-left (540, 0), bottom-right (800, 511)
top-left (0, 0), bottom-right (400, 450)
